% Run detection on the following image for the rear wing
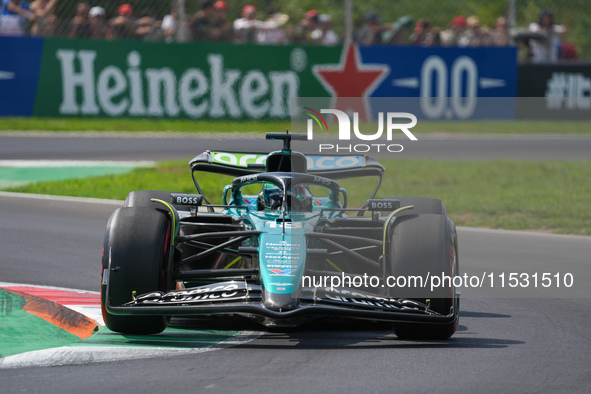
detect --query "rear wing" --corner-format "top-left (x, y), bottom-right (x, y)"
top-left (189, 151), bottom-right (385, 180)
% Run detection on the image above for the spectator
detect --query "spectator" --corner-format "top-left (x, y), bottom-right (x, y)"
top-left (410, 19), bottom-right (431, 45)
top-left (210, 0), bottom-right (231, 42)
top-left (135, 13), bottom-right (162, 41)
top-left (560, 42), bottom-right (578, 60)
top-left (290, 9), bottom-right (318, 44)
top-left (529, 8), bottom-right (567, 63)
top-left (110, 3), bottom-right (136, 39)
top-left (424, 27), bottom-right (442, 46)
top-left (355, 12), bottom-right (385, 45)
top-left (190, 0), bottom-right (215, 41)
top-left (1, 0), bottom-right (35, 36)
top-left (311, 14), bottom-right (338, 46)
top-left (381, 15), bottom-right (413, 44)
top-left (67, 2), bottom-right (91, 37)
top-left (161, 5), bottom-right (177, 42)
top-left (410, 20), bottom-right (441, 46)
top-left (492, 16), bottom-right (508, 46)
top-left (257, 11), bottom-right (288, 44)
top-left (440, 15), bottom-right (466, 45)
top-left (458, 15), bottom-right (493, 46)
top-left (88, 6), bottom-right (111, 40)
top-left (30, 0), bottom-right (57, 36)
top-left (233, 4), bottom-right (264, 43)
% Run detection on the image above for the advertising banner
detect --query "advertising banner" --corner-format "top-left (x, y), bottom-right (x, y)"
top-left (358, 45), bottom-right (517, 120)
top-left (2, 37), bottom-right (518, 120)
top-left (517, 63), bottom-right (591, 119)
top-left (0, 37), bottom-right (44, 117)
top-left (33, 38), bottom-right (339, 120)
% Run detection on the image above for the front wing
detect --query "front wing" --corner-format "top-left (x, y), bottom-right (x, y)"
top-left (105, 281), bottom-right (458, 325)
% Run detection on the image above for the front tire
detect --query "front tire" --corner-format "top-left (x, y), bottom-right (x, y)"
top-left (387, 213), bottom-right (459, 340)
top-left (101, 207), bottom-right (171, 334)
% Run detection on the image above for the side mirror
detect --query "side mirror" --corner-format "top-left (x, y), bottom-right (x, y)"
top-left (339, 188), bottom-right (348, 208)
top-left (222, 185), bottom-right (232, 205)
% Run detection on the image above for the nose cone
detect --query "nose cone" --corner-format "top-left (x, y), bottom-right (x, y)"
top-left (263, 292), bottom-right (298, 311)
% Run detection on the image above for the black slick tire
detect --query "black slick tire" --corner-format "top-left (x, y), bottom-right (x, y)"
top-left (387, 213), bottom-right (459, 340)
top-left (100, 206), bottom-right (170, 334)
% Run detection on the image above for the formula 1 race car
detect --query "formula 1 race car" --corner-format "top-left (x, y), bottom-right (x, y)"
top-left (101, 133), bottom-right (459, 340)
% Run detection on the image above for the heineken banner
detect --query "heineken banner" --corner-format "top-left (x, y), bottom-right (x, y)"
top-left (0, 37), bottom-right (517, 120)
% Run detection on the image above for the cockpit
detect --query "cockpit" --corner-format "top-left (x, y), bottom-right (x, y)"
top-left (257, 184), bottom-right (314, 212)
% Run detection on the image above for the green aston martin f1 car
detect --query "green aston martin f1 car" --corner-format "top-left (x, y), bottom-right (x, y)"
top-left (101, 132), bottom-right (459, 339)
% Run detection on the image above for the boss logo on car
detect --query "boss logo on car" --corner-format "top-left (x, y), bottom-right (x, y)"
top-left (170, 193), bottom-right (203, 206)
top-left (367, 199), bottom-right (400, 211)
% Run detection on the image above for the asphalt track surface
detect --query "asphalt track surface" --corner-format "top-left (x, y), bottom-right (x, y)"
top-left (1, 134), bottom-right (590, 392)
top-left (1, 133), bottom-right (591, 160)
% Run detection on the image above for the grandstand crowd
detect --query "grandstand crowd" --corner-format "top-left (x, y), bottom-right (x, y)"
top-left (0, 0), bottom-right (578, 63)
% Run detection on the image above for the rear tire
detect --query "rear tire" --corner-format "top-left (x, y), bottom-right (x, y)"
top-left (387, 213), bottom-right (459, 340)
top-left (380, 196), bottom-right (446, 217)
top-left (101, 207), bottom-right (171, 334)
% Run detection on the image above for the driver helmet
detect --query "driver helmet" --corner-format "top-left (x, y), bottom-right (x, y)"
top-left (257, 184), bottom-right (313, 212)
top-left (287, 184), bottom-right (313, 212)
top-left (257, 184), bottom-right (283, 211)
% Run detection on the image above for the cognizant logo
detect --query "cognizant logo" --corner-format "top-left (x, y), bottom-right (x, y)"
top-left (303, 108), bottom-right (418, 153)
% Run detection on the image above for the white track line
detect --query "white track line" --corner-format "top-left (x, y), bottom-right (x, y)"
top-left (0, 131), bottom-right (264, 138)
top-left (457, 226), bottom-right (591, 241)
top-left (0, 191), bottom-right (123, 205)
top-left (0, 160), bottom-right (155, 167)
top-left (0, 331), bottom-right (262, 369)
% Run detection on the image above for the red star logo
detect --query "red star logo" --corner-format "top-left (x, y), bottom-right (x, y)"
top-left (313, 44), bottom-right (389, 121)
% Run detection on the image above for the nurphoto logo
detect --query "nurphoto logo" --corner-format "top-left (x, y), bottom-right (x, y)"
top-left (304, 107), bottom-right (418, 153)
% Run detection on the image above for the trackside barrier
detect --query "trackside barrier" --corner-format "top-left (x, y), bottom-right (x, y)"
top-left (0, 37), bottom-right (517, 120)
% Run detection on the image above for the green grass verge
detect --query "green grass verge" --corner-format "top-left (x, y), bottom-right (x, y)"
top-left (5, 159), bottom-right (590, 235)
top-left (1, 118), bottom-right (590, 135)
